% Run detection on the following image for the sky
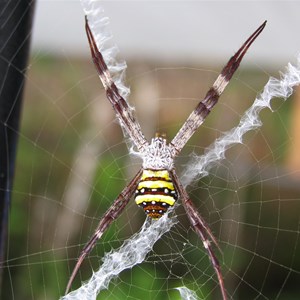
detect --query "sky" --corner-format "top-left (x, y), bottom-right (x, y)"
top-left (32, 1), bottom-right (300, 69)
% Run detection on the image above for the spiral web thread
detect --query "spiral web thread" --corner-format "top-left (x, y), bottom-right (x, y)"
top-left (181, 55), bottom-right (300, 187)
top-left (62, 54), bottom-right (300, 300)
top-left (62, 1), bottom-right (300, 299)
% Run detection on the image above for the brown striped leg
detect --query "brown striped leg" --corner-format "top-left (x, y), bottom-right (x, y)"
top-left (170, 169), bottom-right (227, 300)
top-left (85, 17), bottom-right (148, 152)
top-left (170, 21), bottom-right (266, 154)
top-left (65, 168), bottom-right (143, 294)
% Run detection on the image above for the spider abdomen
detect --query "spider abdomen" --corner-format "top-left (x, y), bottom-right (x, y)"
top-left (134, 169), bottom-right (177, 219)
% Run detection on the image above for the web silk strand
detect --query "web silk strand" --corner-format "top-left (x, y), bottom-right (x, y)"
top-left (71, 2), bottom-right (300, 300)
top-left (181, 54), bottom-right (300, 187)
top-left (61, 215), bottom-right (176, 300)
top-left (81, 0), bottom-right (130, 101)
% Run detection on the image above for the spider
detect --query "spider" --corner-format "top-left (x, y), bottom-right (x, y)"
top-left (65, 17), bottom-right (266, 299)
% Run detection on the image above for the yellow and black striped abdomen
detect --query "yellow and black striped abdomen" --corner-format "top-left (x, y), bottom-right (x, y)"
top-left (134, 169), bottom-right (178, 219)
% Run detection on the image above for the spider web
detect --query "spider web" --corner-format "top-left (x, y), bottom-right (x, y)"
top-left (2, 1), bottom-right (300, 300)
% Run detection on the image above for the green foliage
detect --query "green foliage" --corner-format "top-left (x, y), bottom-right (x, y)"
top-left (4, 54), bottom-right (300, 299)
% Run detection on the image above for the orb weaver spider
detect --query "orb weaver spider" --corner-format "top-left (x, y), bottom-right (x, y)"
top-left (65, 17), bottom-right (266, 299)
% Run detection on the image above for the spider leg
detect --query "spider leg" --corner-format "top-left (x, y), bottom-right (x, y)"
top-left (170, 170), bottom-right (227, 300)
top-left (65, 168), bottom-right (143, 295)
top-left (170, 21), bottom-right (266, 155)
top-left (85, 17), bottom-right (148, 152)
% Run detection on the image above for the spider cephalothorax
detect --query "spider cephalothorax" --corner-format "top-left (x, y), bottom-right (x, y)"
top-left (65, 17), bottom-right (266, 299)
top-left (141, 135), bottom-right (176, 170)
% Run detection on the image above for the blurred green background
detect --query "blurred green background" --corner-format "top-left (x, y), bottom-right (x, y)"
top-left (3, 52), bottom-right (300, 300)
